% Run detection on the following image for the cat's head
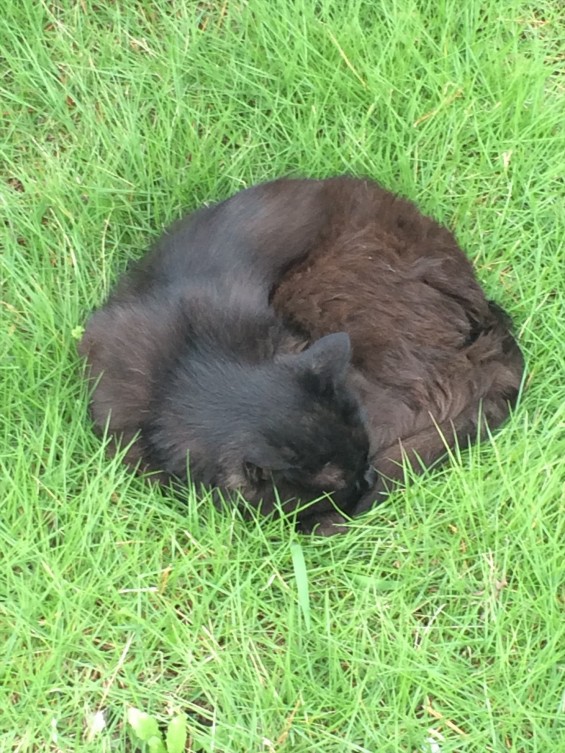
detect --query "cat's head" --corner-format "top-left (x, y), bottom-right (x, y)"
top-left (211, 332), bottom-right (374, 518)
top-left (145, 332), bottom-right (374, 519)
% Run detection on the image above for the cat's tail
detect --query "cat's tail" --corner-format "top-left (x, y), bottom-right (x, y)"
top-left (354, 301), bottom-right (525, 515)
top-left (483, 299), bottom-right (525, 409)
top-left (458, 300), bottom-right (524, 450)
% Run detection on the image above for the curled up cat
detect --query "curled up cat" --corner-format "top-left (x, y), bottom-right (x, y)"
top-left (79, 176), bottom-right (524, 534)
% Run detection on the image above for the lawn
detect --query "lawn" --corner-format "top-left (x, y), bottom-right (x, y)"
top-left (1, 0), bottom-right (564, 751)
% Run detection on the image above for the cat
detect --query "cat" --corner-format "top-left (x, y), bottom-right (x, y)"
top-left (78, 179), bottom-right (375, 525)
top-left (79, 176), bottom-right (524, 535)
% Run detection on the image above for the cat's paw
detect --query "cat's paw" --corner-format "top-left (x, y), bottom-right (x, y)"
top-left (298, 510), bottom-right (349, 536)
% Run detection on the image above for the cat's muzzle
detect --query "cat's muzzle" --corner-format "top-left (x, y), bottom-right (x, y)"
top-left (355, 465), bottom-right (377, 494)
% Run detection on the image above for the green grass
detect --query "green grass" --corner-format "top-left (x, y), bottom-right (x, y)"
top-left (1, 0), bottom-right (564, 750)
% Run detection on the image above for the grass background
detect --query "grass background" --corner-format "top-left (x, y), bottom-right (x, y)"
top-left (1, 0), bottom-right (564, 751)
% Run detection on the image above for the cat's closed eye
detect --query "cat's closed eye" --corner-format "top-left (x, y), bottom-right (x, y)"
top-left (311, 463), bottom-right (346, 490)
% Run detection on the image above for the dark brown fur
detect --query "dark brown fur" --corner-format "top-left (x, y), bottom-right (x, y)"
top-left (272, 177), bottom-right (524, 530)
top-left (79, 176), bottom-right (524, 534)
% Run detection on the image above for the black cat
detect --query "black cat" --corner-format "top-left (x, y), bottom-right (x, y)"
top-left (79, 179), bottom-right (375, 525)
top-left (79, 176), bottom-right (524, 534)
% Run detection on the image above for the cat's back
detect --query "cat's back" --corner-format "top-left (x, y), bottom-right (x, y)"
top-left (273, 177), bottom-right (489, 369)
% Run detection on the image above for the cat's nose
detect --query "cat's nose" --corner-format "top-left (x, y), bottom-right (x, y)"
top-left (355, 465), bottom-right (377, 493)
top-left (363, 465), bottom-right (377, 487)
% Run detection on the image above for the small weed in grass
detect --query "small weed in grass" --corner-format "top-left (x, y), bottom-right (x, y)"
top-left (127, 708), bottom-right (187, 753)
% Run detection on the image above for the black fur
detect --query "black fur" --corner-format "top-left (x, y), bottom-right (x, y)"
top-left (79, 176), bottom-right (524, 534)
top-left (79, 179), bottom-right (373, 523)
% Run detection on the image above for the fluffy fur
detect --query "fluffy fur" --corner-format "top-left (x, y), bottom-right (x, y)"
top-left (272, 177), bottom-right (524, 531)
top-left (79, 179), bottom-right (374, 526)
top-left (79, 176), bottom-right (524, 534)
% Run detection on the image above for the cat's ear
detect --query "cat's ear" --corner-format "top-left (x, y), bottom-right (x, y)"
top-left (296, 332), bottom-right (352, 388)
